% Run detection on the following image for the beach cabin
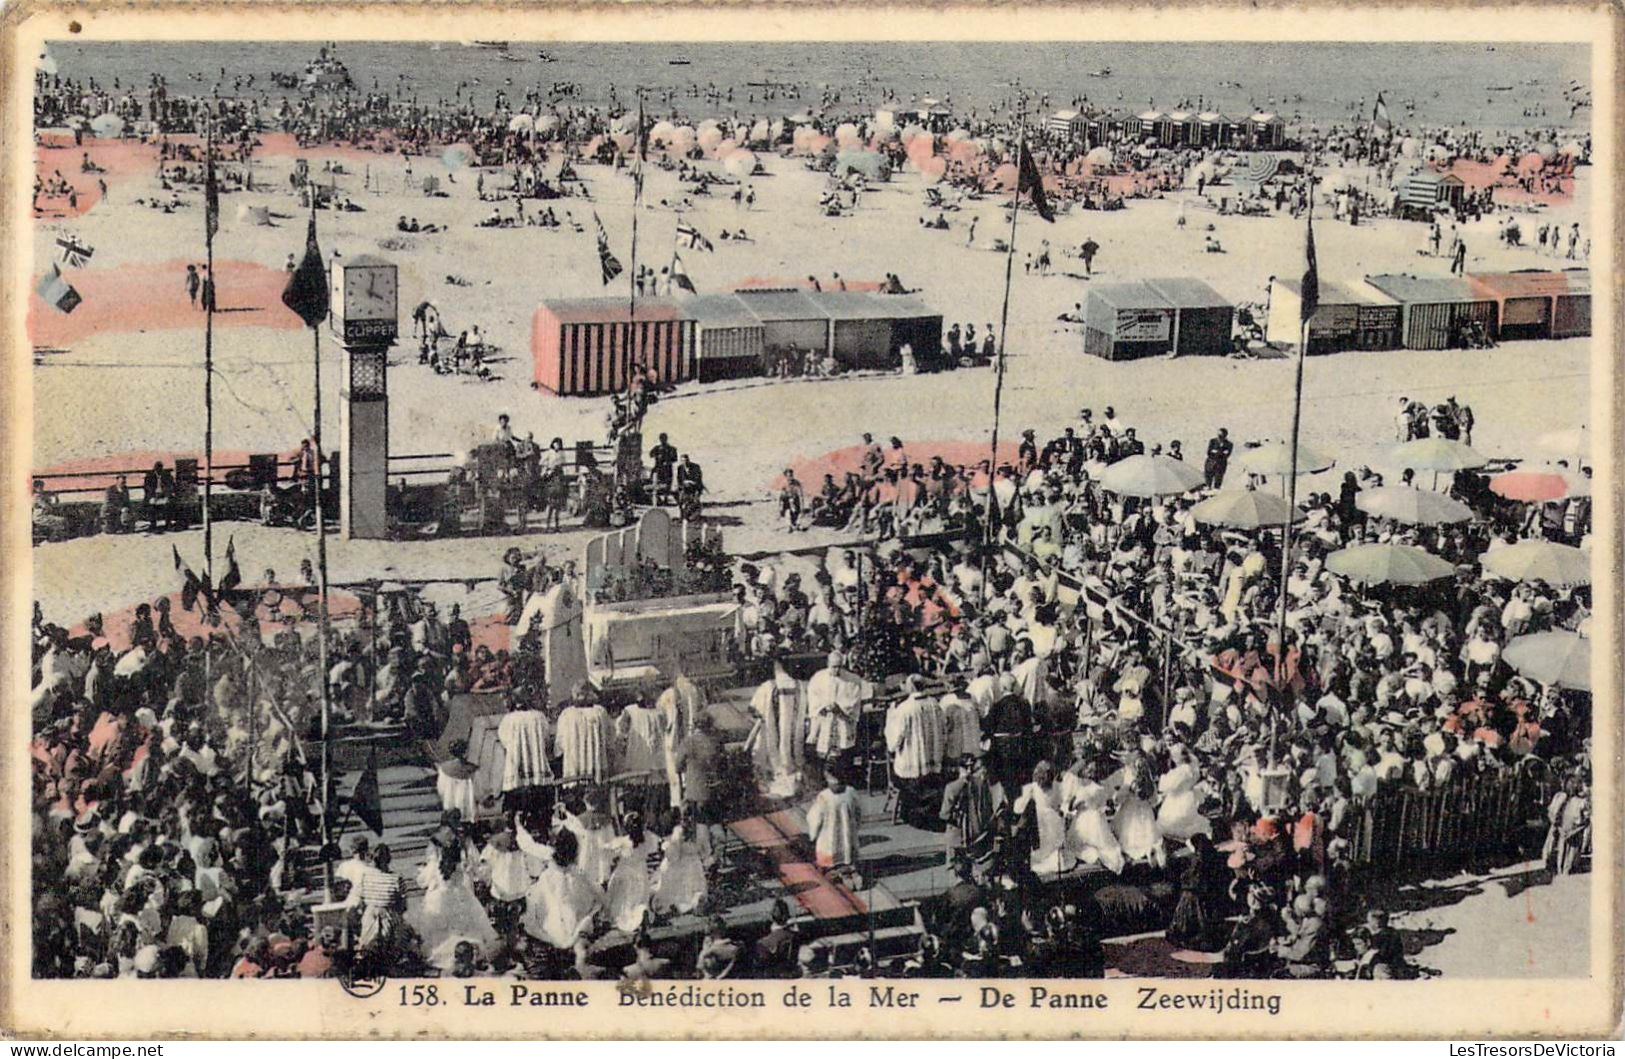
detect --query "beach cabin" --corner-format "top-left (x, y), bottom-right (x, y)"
top-left (806, 292), bottom-right (945, 371)
top-left (1197, 112), bottom-right (1230, 148)
top-left (685, 293), bottom-right (767, 382)
top-left (1164, 110), bottom-right (1200, 148)
top-left (1363, 274), bottom-right (1500, 351)
top-left (1048, 110), bottom-right (1086, 141)
top-left (1145, 278), bottom-right (1234, 357)
top-left (1246, 112), bottom-right (1285, 150)
top-left (531, 297), bottom-right (697, 396)
top-left (733, 288), bottom-right (832, 358)
top-left (1130, 110), bottom-right (1164, 143)
top-left (1466, 269), bottom-right (1590, 341)
top-left (1398, 171), bottom-right (1466, 219)
top-left (1082, 281), bottom-right (1176, 361)
top-left (1267, 278), bottom-right (1401, 354)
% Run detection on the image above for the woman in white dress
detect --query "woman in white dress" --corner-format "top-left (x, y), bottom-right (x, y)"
top-left (1155, 746), bottom-right (1212, 842)
top-left (652, 812), bottom-right (709, 915)
top-left (517, 825), bottom-right (605, 951)
top-left (1013, 760), bottom-right (1076, 877)
top-left (435, 740), bottom-right (480, 822)
top-left (1061, 758), bottom-right (1125, 874)
top-left (559, 794), bottom-right (617, 888)
top-left (604, 812), bottom-right (661, 932)
top-left (410, 833), bottom-right (497, 971)
top-left (1111, 753), bottom-right (1165, 867)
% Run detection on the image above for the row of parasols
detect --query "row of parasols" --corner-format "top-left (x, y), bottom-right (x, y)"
top-left (1087, 435), bottom-right (1593, 690)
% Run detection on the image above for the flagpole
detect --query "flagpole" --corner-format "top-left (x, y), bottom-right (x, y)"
top-left (626, 88), bottom-right (644, 400)
top-left (1272, 203), bottom-right (1313, 768)
top-left (980, 106), bottom-right (1026, 605)
top-left (203, 122), bottom-right (216, 599)
top-left (308, 199), bottom-right (336, 901)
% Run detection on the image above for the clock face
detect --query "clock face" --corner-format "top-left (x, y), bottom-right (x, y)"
top-left (343, 266), bottom-right (397, 321)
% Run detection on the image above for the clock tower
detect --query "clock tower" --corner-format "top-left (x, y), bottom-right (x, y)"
top-left (330, 254), bottom-right (398, 539)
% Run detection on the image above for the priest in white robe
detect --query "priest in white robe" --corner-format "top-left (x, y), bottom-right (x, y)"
top-left (555, 689), bottom-right (613, 783)
top-left (656, 673), bottom-right (706, 807)
top-left (884, 675), bottom-right (947, 827)
top-left (805, 772), bottom-right (862, 872)
top-left (496, 700), bottom-right (552, 797)
top-left (806, 650), bottom-right (870, 777)
top-left (749, 661), bottom-right (807, 798)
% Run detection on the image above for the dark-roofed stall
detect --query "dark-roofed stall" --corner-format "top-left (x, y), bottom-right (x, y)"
top-left (1145, 277), bottom-right (1234, 357)
top-left (1467, 269), bottom-right (1590, 341)
top-left (733, 288), bottom-right (832, 365)
top-left (807, 291), bottom-right (946, 371)
top-left (1082, 281), bottom-right (1175, 361)
top-left (531, 297), bottom-right (696, 396)
top-left (685, 293), bottom-right (767, 382)
top-left (1363, 274), bottom-right (1499, 351)
top-left (1267, 277), bottom-right (1401, 354)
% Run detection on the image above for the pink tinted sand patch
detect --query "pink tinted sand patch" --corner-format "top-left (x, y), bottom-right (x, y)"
top-left (773, 438), bottom-right (1021, 490)
top-left (34, 133), bottom-right (163, 218)
top-left (1444, 159), bottom-right (1574, 206)
top-left (28, 258), bottom-right (303, 347)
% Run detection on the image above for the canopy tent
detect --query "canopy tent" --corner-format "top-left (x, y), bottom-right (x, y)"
top-left (1480, 539), bottom-right (1590, 587)
top-left (1098, 454), bottom-right (1205, 497)
top-left (1188, 490), bottom-right (1304, 530)
top-left (90, 113), bottom-right (126, 138)
top-left (1354, 486), bottom-right (1474, 525)
top-left (235, 204), bottom-right (274, 226)
top-left (1504, 631), bottom-right (1590, 691)
top-left (1324, 543), bottom-right (1456, 585)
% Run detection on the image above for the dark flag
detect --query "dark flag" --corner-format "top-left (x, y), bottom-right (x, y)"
top-left (1300, 210), bottom-right (1319, 325)
top-left (220, 536), bottom-right (242, 593)
top-left (351, 747), bottom-right (385, 837)
top-left (36, 265), bottom-right (82, 314)
top-left (1371, 92), bottom-right (1393, 137)
top-left (281, 214), bottom-right (329, 328)
top-left (1017, 143), bottom-right (1055, 223)
top-left (173, 544), bottom-right (207, 613)
top-left (670, 252), bottom-right (696, 293)
top-left (593, 212), bottom-right (623, 285)
top-left (204, 142), bottom-right (219, 242)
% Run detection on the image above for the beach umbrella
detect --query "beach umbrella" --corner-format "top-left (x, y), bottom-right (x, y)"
top-left (90, 113), bottom-right (126, 138)
top-left (722, 150), bottom-right (757, 178)
top-left (1189, 490), bottom-right (1304, 530)
top-left (1355, 486), bottom-right (1474, 525)
top-left (1399, 136), bottom-right (1418, 158)
top-left (1536, 142), bottom-right (1558, 161)
top-left (508, 113), bottom-right (535, 133)
top-left (1099, 454), bottom-right (1205, 497)
top-left (1559, 140), bottom-right (1583, 158)
top-left (871, 124), bottom-right (899, 144)
top-left (748, 119), bottom-right (771, 145)
top-left (874, 109), bottom-right (895, 129)
top-left (1481, 540), bottom-right (1590, 586)
top-left (1325, 543), bottom-right (1456, 586)
top-left (1503, 631), bottom-right (1590, 691)
top-left (1234, 439), bottom-right (1335, 477)
top-left (768, 119), bottom-right (785, 142)
top-left (441, 143), bottom-right (476, 171)
top-left (1085, 146), bottom-right (1114, 167)
top-left (697, 118), bottom-right (721, 135)
top-left (609, 112), bottom-right (636, 134)
top-left (901, 123), bottom-right (928, 143)
top-left (534, 113), bottom-right (561, 134)
top-left (946, 128), bottom-right (970, 142)
top-left (835, 122), bottom-right (861, 146)
top-left (671, 125), bottom-right (697, 151)
top-left (1389, 437), bottom-right (1486, 472)
top-left (697, 126), bottom-right (724, 152)
top-left (64, 114), bottom-right (90, 130)
top-left (991, 162), bottom-right (1019, 190)
top-left (835, 149), bottom-right (890, 181)
top-left (1424, 144), bottom-right (1451, 162)
top-left (610, 132), bottom-right (635, 152)
top-left (235, 203), bottom-right (273, 227)
top-left (1517, 151), bottom-right (1545, 173)
top-left (649, 119), bottom-right (677, 145)
top-left (1488, 469), bottom-right (1589, 503)
top-left (916, 155), bottom-right (947, 184)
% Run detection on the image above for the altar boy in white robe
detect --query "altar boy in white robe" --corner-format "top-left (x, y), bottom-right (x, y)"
top-left (806, 771), bottom-right (862, 881)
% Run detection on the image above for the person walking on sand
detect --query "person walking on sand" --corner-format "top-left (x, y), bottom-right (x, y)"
top-left (185, 264), bottom-right (201, 308)
top-left (1450, 237), bottom-right (1467, 276)
top-left (966, 216), bottom-right (977, 247)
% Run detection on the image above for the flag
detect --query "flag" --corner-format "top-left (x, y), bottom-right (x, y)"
top-left (670, 252), bottom-right (696, 293)
top-left (281, 214), bottom-right (329, 328)
top-left (1371, 92), bottom-right (1393, 137)
top-left (350, 747), bottom-right (385, 837)
top-left (174, 544), bottom-right (207, 613)
top-left (204, 142), bottom-right (219, 241)
top-left (1016, 142), bottom-right (1055, 222)
top-left (36, 265), bottom-right (82, 314)
top-left (676, 218), bottom-right (714, 252)
top-left (55, 236), bottom-right (93, 268)
top-left (1300, 210), bottom-right (1319, 325)
top-left (220, 536), bottom-right (242, 592)
top-left (593, 212), bottom-right (623, 285)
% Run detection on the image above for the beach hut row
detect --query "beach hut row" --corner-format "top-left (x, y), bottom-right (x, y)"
top-left (1266, 269), bottom-right (1589, 353)
top-left (531, 290), bottom-right (945, 395)
top-left (1081, 278), bottom-right (1235, 361)
top-left (1049, 108), bottom-right (1285, 151)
